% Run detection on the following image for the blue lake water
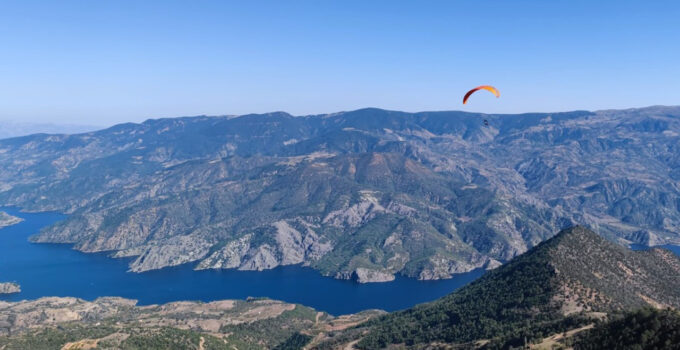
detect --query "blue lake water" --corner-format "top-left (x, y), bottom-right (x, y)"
top-left (630, 243), bottom-right (680, 255)
top-left (0, 207), bottom-right (484, 315)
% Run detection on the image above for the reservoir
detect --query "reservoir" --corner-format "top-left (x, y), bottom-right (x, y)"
top-left (0, 207), bottom-right (484, 315)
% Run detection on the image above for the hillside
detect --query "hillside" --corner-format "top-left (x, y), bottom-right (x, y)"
top-left (0, 296), bottom-right (382, 350)
top-left (573, 308), bottom-right (680, 350)
top-left (329, 226), bottom-right (680, 349)
top-left (0, 107), bottom-right (679, 281)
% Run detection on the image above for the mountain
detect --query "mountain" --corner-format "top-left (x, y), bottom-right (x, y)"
top-left (0, 121), bottom-right (100, 140)
top-left (330, 226), bottom-right (680, 349)
top-left (0, 107), bottom-right (678, 281)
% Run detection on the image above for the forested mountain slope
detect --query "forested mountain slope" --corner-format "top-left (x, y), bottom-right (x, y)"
top-left (329, 226), bottom-right (680, 349)
top-left (573, 308), bottom-right (680, 350)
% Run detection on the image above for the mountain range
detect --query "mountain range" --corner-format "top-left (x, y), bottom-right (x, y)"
top-left (0, 106), bottom-right (678, 282)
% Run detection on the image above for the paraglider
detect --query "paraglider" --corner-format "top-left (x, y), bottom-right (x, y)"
top-left (462, 85), bottom-right (500, 127)
top-left (462, 85), bottom-right (500, 105)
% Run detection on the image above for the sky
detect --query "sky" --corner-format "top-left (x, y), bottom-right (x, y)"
top-left (1, 0), bottom-right (679, 125)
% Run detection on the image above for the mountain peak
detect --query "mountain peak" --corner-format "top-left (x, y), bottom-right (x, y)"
top-left (550, 224), bottom-right (598, 241)
top-left (540, 225), bottom-right (612, 252)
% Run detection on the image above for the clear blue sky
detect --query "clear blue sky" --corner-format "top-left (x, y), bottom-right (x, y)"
top-left (1, 0), bottom-right (678, 125)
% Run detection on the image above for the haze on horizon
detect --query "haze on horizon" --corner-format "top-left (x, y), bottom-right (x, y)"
top-left (1, 0), bottom-right (679, 126)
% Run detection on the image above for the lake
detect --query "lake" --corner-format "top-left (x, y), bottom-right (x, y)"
top-left (0, 207), bottom-right (484, 315)
top-left (630, 243), bottom-right (680, 255)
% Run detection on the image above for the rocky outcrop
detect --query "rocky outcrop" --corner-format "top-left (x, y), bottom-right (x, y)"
top-left (123, 235), bottom-right (212, 272)
top-left (239, 244), bottom-right (280, 271)
top-left (196, 234), bottom-right (253, 269)
top-left (196, 220), bottom-right (333, 272)
top-left (0, 212), bottom-right (21, 229)
top-left (354, 268), bottom-right (395, 283)
top-left (417, 253), bottom-right (495, 280)
top-left (323, 198), bottom-right (386, 228)
top-left (0, 283), bottom-right (20, 294)
top-left (272, 220), bottom-right (332, 265)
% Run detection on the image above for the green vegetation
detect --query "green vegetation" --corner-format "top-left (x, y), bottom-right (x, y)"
top-left (272, 332), bottom-right (314, 350)
top-left (0, 325), bottom-right (115, 350)
top-left (355, 235), bottom-right (591, 349)
top-left (574, 308), bottom-right (680, 350)
top-left (2, 227), bottom-right (680, 350)
top-left (0, 324), bottom-right (234, 350)
top-left (345, 226), bottom-right (680, 349)
top-left (220, 305), bottom-right (318, 349)
top-left (0, 298), bottom-right (327, 350)
top-left (120, 327), bottom-right (222, 350)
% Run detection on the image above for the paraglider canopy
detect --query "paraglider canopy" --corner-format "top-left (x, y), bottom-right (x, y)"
top-left (462, 85), bottom-right (500, 104)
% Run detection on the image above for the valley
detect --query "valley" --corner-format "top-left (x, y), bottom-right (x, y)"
top-left (0, 208), bottom-right (481, 315)
top-left (1, 226), bottom-right (679, 349)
